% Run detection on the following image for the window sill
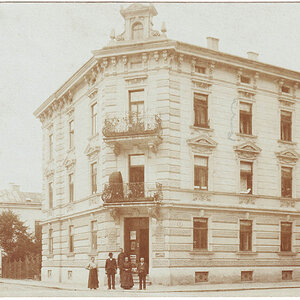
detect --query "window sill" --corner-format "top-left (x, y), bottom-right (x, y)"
top-left (278, 140), bottom-right (296, 146)
top-left (66, 252), bottom-right (75, 257)
top-left (277, 252), bottom-right (296, 256)
top-left (46, 254), bottom-right (54, 259)
top-left (190, 125), bottom-right (213, 132)
top-left (190, 250), bottom-right (214, 255)
top-left (236, 251), bottom-right (257, 256)
top-left (236, 133), bottom-right (257, 139)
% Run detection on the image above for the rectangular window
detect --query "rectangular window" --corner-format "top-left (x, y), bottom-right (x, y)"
top-left (195, 65), bottom-right (206, 74)
top-left (194, 156), bottom-right (208, 190)
top-left (240, 220), bottom-right (252, 251)
top-left (49, 229), bottom-right (53, 254)
top-left (240, 75), bottom-right (251, 84)
top-left (91, 162), bottom-right (97, 194)
top-left (91, 102), bottom-right (98, 136)
top-left (129, 154), bottom-right (145, 198)
top-left (69, 173), bottom-right (74, 202)
top-left (281, 111), bottom-right (292, 142)
top-left (195, 272), bottom-right (208, 282)
top-left (69, 225), bottom-right (74, 253)
top-left (193, 218), bottom-right (208, 250)
top-left (240, 162), bottom-right (253, 194)
top-left (129, 90), bottom-right (144, 117)
top-left (48, 182), bottom-right (53, 209)
top-left (281, 167), bottom-right (292, 198)
top-left (240, 102), bottom-right (252, 135)
top-left (281, 222), bottom-right (292, 252)
top-left (49, 134), bottom-right (53, 160)
top-left (91, 221), bottom-right (97, 251)
top-left (282, 270), bottom-right (293, 281)
top-left (194, 93), bottom-right (208, 128)
top-left (69, 120), bottom-right (74, 149)
top-left (241, 271), bottom-right (253, 281)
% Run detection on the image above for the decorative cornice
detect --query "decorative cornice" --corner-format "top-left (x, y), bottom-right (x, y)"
top-left (275, 149), bottom-right (299, 165)
top-left (187, 135), bottom-right (217, 155)
top-left (234, 141), bottom-right (261, 160)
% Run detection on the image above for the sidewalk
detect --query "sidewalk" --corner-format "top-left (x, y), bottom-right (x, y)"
top-left (0, 277), bottom-right (300, 293)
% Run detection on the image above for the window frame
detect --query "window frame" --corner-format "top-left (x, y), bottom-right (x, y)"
top-left (48, 182), bottom-right (53, 209)
top-left (68, 173), bottom-right (74, 202)
top-left (240, 161), bottom-right (253, 194)
top-left (91, 102), bottom-right (98, 136)
top-left (49, 228), bottom-right (53, 255)
top-left (239, 102), bottom-right (252, 135)
top-left (280, 110), bottom-right (292, 142)
top-left (49, 134), bottom-right (53, 160)
top-left (132, 22), bottom-right (144, 40)
top-left (193, 217), bottom-right (208, 250)
top-left (281, 166), bottom-right (292, 198)
top-left (91, 162), bottom-right (97, 194)
top-left (91, 220), bottom-right (98, 251)
top-left (239, 220), bottom-right (252, 252)
top-left (194, 156), bottom-right (208, 190)
top-left (281, 222), bottom-right (292, 252)
top-left (193, 93), bottom-right (209, 128)
top-left (69, 225), bottom-right (74, 253)
top-left (69, 120), bottom-right (74, 149)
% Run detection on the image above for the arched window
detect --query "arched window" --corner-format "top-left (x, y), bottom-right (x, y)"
top-left (132, 22), bottom-right (144, 40)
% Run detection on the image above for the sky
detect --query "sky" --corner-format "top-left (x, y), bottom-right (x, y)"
top-left (0, 2), bottom-right (300, 193)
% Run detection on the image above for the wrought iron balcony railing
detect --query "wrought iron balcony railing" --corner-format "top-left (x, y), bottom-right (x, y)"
top-left (101, 182), bottom-right (162, 204)
top-left (102, 112), bottom-right (161, 137)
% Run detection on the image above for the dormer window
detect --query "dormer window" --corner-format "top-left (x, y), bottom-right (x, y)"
top-left (132, 22), bottom-right (144, 40)
top-left (241, 75), bottom-right (251, 85)
top-left (281, 85), bottom-right (290, 94)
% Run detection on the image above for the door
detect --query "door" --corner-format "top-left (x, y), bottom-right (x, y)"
top-left (124, 217), bottom-right (149, 271)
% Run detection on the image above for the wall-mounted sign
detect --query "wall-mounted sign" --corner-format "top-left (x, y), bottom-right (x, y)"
top-left (130, 230), bottom-right (136, 240)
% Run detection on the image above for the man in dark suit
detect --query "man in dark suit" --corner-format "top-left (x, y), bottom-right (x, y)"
top-left (117, 248), bottom-right (125, 286)
top-left (137, 257), bottom-right (148, 290)
top-left (105, 252), bottom-right (117, 290)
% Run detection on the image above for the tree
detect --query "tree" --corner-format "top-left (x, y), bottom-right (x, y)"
top-left (0, 210), bottom-right (41, 260)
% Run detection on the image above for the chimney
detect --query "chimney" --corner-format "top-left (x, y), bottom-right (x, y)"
top-left (9, 183), bottom-right (20, 192)
top-left (206, 37), bottom-right (219, 51)
top-left (247, 51), bottom-right (259, 61)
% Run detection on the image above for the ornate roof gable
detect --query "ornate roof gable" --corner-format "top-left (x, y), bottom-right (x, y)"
top-left (276, 149), bottom-right (299, 165)
top-left (187, 135), bottom-right (217, 154)
top-left (234, 141), bottom-right (261, 160)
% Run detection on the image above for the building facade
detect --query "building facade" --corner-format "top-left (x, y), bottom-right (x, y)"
top-left (0, 183), bottom-right (42, 235)
top-left (34, 4), bottom-right (300, 286)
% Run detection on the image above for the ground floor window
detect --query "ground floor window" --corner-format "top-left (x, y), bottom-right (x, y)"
top-left (193, 218), bottom-right (208, 250)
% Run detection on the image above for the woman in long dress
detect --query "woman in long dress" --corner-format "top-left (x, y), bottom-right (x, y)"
top-left (86, 256), bottom-right (99, 290)
top-left (121, 256), bottom-right (134, 289)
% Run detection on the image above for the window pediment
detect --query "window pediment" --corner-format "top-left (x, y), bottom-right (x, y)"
top-left (44, 167), bottom-right (54, 179)
top-left (187, 135), bottom-right (217, 154)
top-left (234, 141), bottom-right (261, 160)
top-left (84, 144), bottom-right (100, 161)
top-left (276, 149), bottom-right (299, 165)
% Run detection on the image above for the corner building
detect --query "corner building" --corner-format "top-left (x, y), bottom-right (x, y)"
top-left (34, 4), bottom-right (300, 286)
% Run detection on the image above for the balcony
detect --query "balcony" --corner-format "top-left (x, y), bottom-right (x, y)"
top-left (101, 182), bottom-right (163, 205)
top-left (102, 112), bottom-right (162, 154)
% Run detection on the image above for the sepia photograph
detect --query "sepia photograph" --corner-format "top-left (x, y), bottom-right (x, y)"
top-left (1, 0), bottom-right (300, 297)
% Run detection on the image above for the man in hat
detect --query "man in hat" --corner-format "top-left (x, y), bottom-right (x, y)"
top-left (137, 257), bottom-right (148, 290)
top-left (105, 252), bottom-right (117, 290)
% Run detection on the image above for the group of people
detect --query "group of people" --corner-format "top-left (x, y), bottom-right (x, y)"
top-left (86, 248), bottom-right (148, 291)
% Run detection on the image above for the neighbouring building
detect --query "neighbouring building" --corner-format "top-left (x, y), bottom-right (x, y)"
top-left (0, 183), bottom-right (43, 235)
top-left (34, 4), bottom-right (300, 286)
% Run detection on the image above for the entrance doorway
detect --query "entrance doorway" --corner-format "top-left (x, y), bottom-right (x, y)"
top-left (124, 217), bottom-right (149, 270)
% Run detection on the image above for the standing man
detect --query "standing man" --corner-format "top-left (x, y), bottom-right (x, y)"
top-left (105, 252), bottom-right (117, 290)
top-left (117, 248), bottom-right (125, 286)
top-left (137, 257), bottom-right (148, 290)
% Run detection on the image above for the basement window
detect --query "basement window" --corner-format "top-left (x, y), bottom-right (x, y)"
top-left (282, 270), bottom-right (293, 281)
top-left (241, 75), bottom-right (251, 84)
top-left (241, 271), bottom-right (253, 281)
top-left (281, 85), bottom-right (290, 94)
top-left (195, 272), bottom-right (208, 283)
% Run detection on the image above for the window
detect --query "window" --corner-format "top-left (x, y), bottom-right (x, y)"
top-left (69, 173), bottom-right (74, 202)
top-left (194, 93), bottom-right (208, 128)
top-left (195, 66), bottom-right (206, 74)
top-left (240, 102), bottom-right (252, 135)
top-left (47, 270), bottom-right (52, 278)
top-left (129, 90), bottom-right (144, 117)
top-left (240, 220), bottom-right (252, 251)
top-left (91, 221), bottom-right (97, 251)
top-left (193, 218), bottom-right (208, 250)
top-left (281, 222), bottom-right (292, 252)
top-left (49, 229), bottom-right (53, 254)
top-left (35, 221), bottom-right (42, 240)
top-left (68, 271), bottom-right (72, 280)
top-left (281, 111), bottom-right (292, 141)
top-left (91, 162), bottom-right (97, 194)
top-left (194, 156), bottom-right (208, 190)
top-left (195, 272), bottom-right (208, 282)
top-left (49, 134), bottom-right (53, 160)
top-left (69, 225), bottom-right (74, 253)
top-left (240, 162), bottom-right (253, 194)
top-left (48, 182), bottom-right (53, 209)
top-left (240, 75), bottom-right (251, 84)
top-left (132, 22), bottom-right (144, 40)
top-left (281, 85), bottom-right (290, 94)
top-left (129, 154), bottom-right (145, 198)
top-left (69, 120), bottom-right (74, 149)
top-left (91, 102), bottom-right (98, 136)
top-left (241, 271), bottom-right (253, 281)
top-left (281, 167), bottom-right (292, 198)
top-left (282, 270), bottom-right (293, 280)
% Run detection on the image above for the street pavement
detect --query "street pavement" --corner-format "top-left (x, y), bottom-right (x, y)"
top-left (2, 282), bottom-right (300, 297)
